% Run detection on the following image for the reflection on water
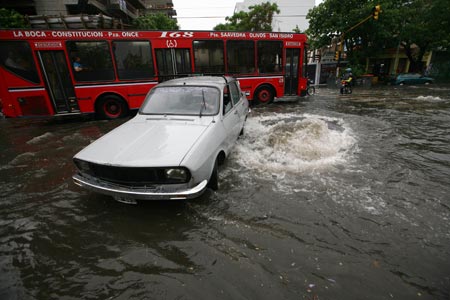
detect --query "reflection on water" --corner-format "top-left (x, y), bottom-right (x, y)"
top-left (1, 85), bottom-right (450, 300)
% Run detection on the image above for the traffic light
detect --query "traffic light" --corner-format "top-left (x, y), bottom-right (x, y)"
top-left (372, 4), bottom-right (381, 20)
top-left (334, 51), bottom-right (340, 61)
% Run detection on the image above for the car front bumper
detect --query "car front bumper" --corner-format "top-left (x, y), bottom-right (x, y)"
top-left (73, 173), bottom-right (208, 201)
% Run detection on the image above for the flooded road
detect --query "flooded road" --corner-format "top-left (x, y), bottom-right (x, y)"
top-left (1, 85), bottom-right (450, 300)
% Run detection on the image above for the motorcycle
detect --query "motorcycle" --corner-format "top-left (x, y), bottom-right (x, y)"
top-left (340, 80), bottom-right (352, 94)
top-left (307, 78), bottom-right (315, 95)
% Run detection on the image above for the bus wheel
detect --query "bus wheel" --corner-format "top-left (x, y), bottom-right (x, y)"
top-left (96, 95), bottom-right (128, 119)
top-left (254, 86), bottom-right (274, 105)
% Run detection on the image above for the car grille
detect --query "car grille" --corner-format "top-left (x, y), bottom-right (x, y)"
top-left (81, 163), bottom-right (190, 186)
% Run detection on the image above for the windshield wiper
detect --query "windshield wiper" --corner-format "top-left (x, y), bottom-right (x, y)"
top-left (199, 90), bottom-right (206, 118)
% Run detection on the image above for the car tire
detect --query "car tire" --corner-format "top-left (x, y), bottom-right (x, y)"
top-left (399, 82), bottom-right (405, 86)
top-left (96, 95), bottom-right (129, 119)
top-left (239, 126), bottom-right (244, 136)
top-left (207, 158), bottom-right (219, 190)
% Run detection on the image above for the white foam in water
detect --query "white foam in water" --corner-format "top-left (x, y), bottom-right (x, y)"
top-left (415, 95), bottom-right (443, 102)
top-left (26, 132), bottom-right (54, 145)
top-left (9, 152), bottom-right (36, 166)
top-left (234, 113), bottom-right (357, 176)
top-left (322, 176), bottom-right (388, 215)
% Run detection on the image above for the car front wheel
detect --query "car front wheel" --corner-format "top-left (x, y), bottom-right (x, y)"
top-left (239, 126), bottom-right (244, 136)
top-left (207, 158), bottom-right (219, 190)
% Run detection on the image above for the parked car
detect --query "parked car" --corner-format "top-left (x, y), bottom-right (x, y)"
top-left (73, 76), bottom-right (250, 203)
top-left (391, 73), bottom-right (434, 85)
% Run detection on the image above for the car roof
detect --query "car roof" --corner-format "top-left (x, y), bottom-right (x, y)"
top-left (157, 76), bottom-right (235, 89)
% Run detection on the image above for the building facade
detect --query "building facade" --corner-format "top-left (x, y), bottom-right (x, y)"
top-left (1, 0), bottom-right (175, 27)
top-left (141, 0), bottom-right (176, 18)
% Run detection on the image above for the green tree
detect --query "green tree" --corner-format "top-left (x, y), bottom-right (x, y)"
top-left (307, 0), bottom-right (388, 67)
top-left (132, 13), bottom-right (179, 30)
top-left (306, 0), bottom-right (450, 72)
top-left (393, 0), bottom-right (450, 72)
top-left (214, 2), bottom-right (280, 31)
top-left (0, 8), bottom-right (29, 29)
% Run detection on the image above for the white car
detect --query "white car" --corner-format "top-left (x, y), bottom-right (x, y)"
top-left (73, 76), bottom-right (249, 203)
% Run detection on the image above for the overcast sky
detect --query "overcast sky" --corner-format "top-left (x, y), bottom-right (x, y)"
top-left (172, 0), bottom-right (323, 31)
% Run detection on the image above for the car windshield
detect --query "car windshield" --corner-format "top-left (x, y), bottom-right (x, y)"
top-left (140, 86), bottom-right (220, 116)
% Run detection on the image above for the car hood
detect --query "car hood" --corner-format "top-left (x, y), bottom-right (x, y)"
top-left (75, 116), bottom-right (213, 167)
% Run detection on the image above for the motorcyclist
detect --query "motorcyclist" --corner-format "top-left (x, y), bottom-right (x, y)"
top-left (340, 68), bottom-right (353, 94)
top-left (342, 68), bottom-right (353, 84)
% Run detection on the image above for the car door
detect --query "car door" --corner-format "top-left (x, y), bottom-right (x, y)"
top-left (418, 74), bottom-right (426, 84)
top-left (236, 82), bottom-right (249, 120)
top-left (221, 84), bottom-right (240, 151)
top-left (229, 81), bottom-right (247, 138)
top-left (229, 81), bottom-right (246, 133)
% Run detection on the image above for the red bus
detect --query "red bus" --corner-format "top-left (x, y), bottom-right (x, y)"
top-left (0, 29), bottom-right (308, 119)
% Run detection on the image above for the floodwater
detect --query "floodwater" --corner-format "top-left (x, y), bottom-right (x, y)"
top-left (1, 85), bottom-right (450, 300)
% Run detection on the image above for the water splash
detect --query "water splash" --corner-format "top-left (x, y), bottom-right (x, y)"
top-left (228, 113), bottom-right (394, 215)
top-left (234, 113), bottom-right (357, 175)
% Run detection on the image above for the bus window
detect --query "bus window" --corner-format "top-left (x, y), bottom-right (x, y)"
top-left (67, 41), bottom-right (115, 82)
top-left (227, 41), bottom-right (255, 74)
top-left (175, 49), bottom-right (191, 75)
top-left (0, 41), bottom-right (40, 84)
top-left (257, 41), bottom-right (282, 74)
top-left (193, 40), bottom-right (224, 74)
top-left (112, 41), bottom-right (155, 80)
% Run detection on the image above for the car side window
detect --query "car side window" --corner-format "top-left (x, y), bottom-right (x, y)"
top-left (229, 82), bottom-right (241, 105)
top-left (223, 85), bottom-right (233, 115)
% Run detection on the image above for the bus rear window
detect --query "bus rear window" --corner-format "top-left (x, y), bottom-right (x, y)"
top-left (0, 41), bottom-right (40, 84)
top-left (67, 41), bottom-right (115, 82)
top-left (113, 41), bottom-right (155, 80)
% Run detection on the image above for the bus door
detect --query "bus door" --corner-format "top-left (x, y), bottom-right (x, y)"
top-left (284, 48), bottom-right (300, 95)
top-left (37, 51), bottom-right (79, 114)
top-left (155, 48), bottom-right (191, 82)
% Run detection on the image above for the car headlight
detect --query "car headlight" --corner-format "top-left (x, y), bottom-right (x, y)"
top-left (74, 158), bottom-right (91, 173)
top-left (164, 168), bottom-right (189, 182)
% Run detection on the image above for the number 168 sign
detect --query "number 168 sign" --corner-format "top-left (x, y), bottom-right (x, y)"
top-left (160, 32), bottom-right (194, 38)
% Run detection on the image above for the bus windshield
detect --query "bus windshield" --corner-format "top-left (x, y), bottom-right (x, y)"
top-left (0, 41), bottom-right (40, 83)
